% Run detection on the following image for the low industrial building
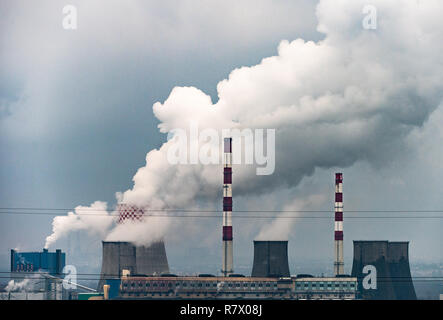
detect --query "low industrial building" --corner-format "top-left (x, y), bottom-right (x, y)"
top-left (113, 275), bottom-right (358, 300)
top-left (9, 248), bottom-right (66, 300)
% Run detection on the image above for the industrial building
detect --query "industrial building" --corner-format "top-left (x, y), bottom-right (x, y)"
top-left (117, 275), bottom-right (358, 300)
top-left (110, 238), bottom-right (358, 300)
top-left (96, 237), bottom-right (358, 300)
top-left (9, 248), bottom-right (66, 300)
top-left (10, 248), bottom-right (65, 275)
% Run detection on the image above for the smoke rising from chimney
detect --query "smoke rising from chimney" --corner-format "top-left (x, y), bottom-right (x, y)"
top-left (45, 0), bottom-right (443, 247)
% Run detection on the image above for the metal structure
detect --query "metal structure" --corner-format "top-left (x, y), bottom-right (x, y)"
top-left (97, 241), bottom-right (169, 291)
top-left (334, 172), bottom-right (344, 276)
top-left (222, 137), bottom-right (233, 276)
top-left (351, 240), bottom-right (416, 300)
top-left (251, 241), bottom-right (290, 278)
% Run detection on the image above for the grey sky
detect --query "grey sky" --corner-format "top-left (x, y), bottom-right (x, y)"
top-left (1, 0), bottom-right (442, 276)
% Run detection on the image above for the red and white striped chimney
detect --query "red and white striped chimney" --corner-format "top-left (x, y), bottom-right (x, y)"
top-left (334, 172), bottom-right (344, 275)
top-left (222, 137), bottom-right (233, 276)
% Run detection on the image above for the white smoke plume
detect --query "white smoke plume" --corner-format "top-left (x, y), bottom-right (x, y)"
top-left (44, 201), bottom-right (113, 249)
top-left (105, 215), bottom-right (171, 246)
top-left (45, 0), bottom-right (443, 246)
top-left (4, 271), bottom-right (44, 293)
top-left (256, 194), bottom-right (327, 240)
top-left (5, 279), bottom-right (31, 292)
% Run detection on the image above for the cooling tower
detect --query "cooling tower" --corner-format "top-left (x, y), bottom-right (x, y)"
top-left (351, 241), bottom-right (416, 300)
top-left (387, 242), bottom-right (417, 300)
top-left (97, 241), bottom-right (169, 291)
top-left (251, 241), bottom-right (290, 278)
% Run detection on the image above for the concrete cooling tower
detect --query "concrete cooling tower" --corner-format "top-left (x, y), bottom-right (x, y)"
top-left (351, 241), bottom-right (416, 300)
top-left (387, 242), bottom-right (417, 300)
top-left (97, 241), bottom-right (169, 291)
top-left (251, 241), bottom-right (290, 278)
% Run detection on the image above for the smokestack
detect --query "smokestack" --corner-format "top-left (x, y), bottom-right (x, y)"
top-left (222, 137), bottom-right (233, 276)
top-left (334, 172), bottom-right (344, 276)
top-left (251, 241), bottom-right (290, 278)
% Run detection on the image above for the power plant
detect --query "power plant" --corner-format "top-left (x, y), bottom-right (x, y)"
top-left (83, 140), bottom-right (417, 300)
top-left (6, 138), bottom-right (418, 300)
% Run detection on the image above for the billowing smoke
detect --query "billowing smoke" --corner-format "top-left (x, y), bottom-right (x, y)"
top-left (256, 194), bottom-right (327, 240)
top-left (5, 278), bottom-right (31, 292)
top-left (45, 0), bottom-right (443, 247)
top-left (5, 272), bottom-right (43, 292)
top-left (45, 201), bottom-right (113, 249)
top-left (105, 215), bottom-right (171, 246)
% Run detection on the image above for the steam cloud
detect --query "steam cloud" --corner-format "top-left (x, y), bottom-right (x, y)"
top-left (45, 0), bottom-right (443, 247)
top-left (45, 201), bottom-right (113, 248)
top-left (256, 194), bottom-right (327, 240)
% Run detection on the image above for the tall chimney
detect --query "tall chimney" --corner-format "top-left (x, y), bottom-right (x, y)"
top-left (334, 172), bottom-right (344, 275)
top-left (222, 137), bottom-right (233, 276)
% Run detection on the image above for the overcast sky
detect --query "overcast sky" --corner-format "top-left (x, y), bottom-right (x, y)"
top-left (1, 0), bottom-right (442, 276)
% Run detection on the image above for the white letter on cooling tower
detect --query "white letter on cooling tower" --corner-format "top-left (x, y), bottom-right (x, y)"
top-left (167, 129), bottom-right (188, 164)
top-left (255, 129), bottom-right (275, 176)
top-left (362, 5), bottom-right (377, 30)
top-left (62, 5), bottom-right (78, 30)
top-left (63, 265), bottom-right (77, 289)
top-left (362, 265), bottom-right (377, 290)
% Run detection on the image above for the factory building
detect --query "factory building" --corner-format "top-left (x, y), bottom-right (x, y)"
top-left (295, 276), bottom-right (357, 300)
top-left (10, 248), bottom-right (65, 275)
top-left (9, 248), bottom-right (66, 300)
top-left (114, 275), bottom-right (358, 300)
